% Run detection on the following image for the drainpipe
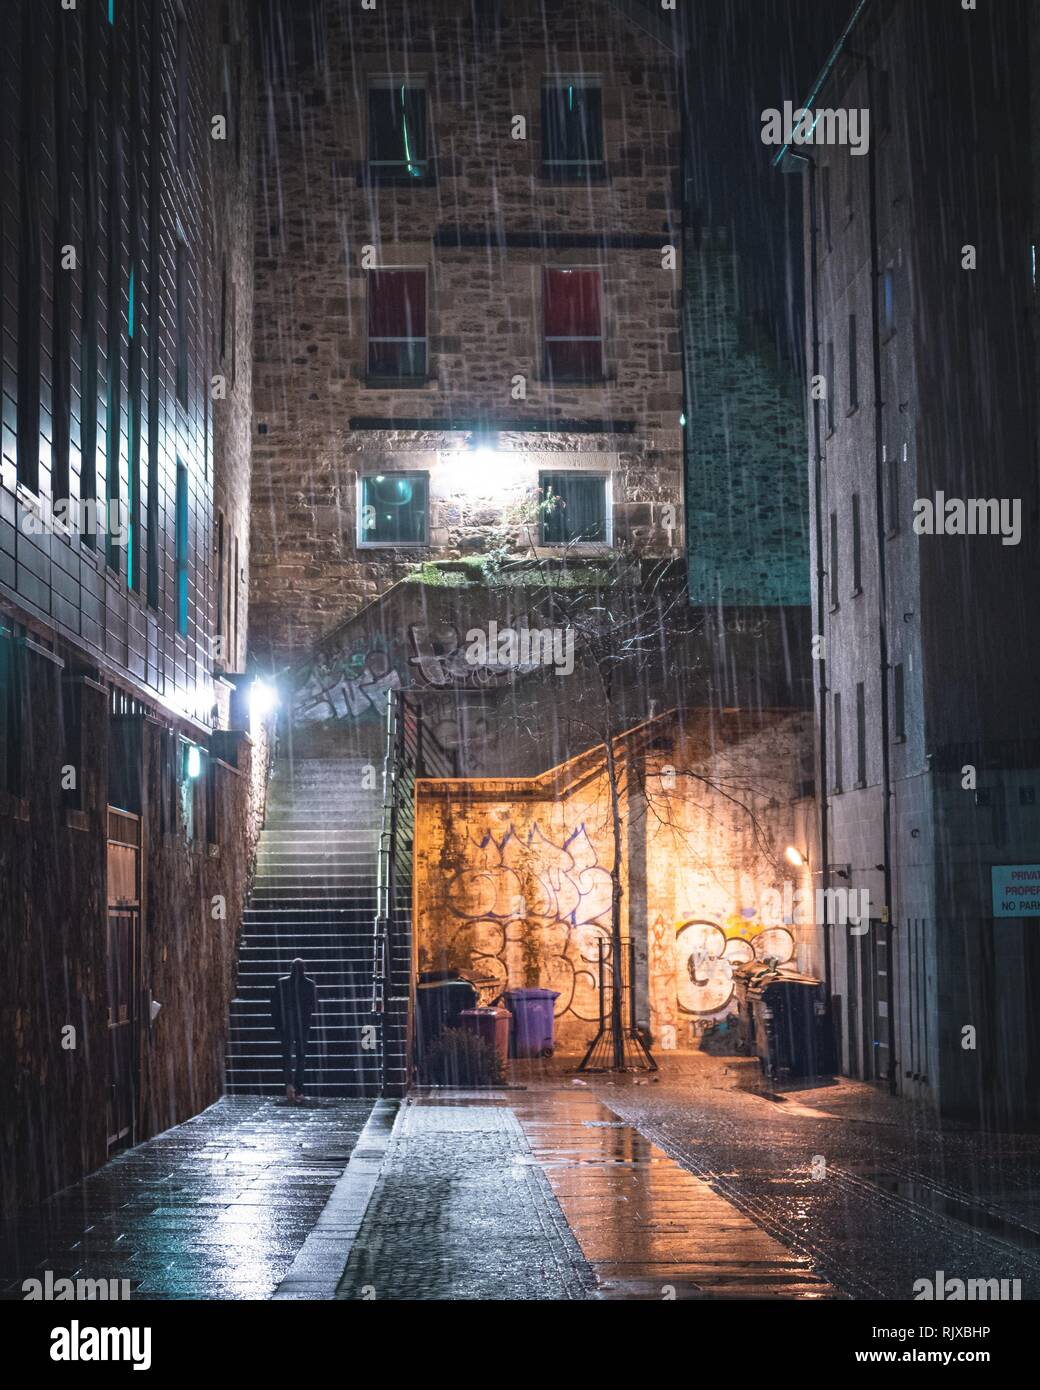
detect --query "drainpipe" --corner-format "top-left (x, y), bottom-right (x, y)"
top-left (787, 150), bottom-right (832, 995)
top-left (848, 46), bottom-right (898, 1094)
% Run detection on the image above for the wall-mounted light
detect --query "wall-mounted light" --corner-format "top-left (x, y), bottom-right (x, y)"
top-left (249, 679), bottom-right (279, 724)
top-left (784, 845), bottom-right (806, 868)
top-left (186, 745), bottom-right (202, 779)
top-left (469, 430), bottom-right (499, 466)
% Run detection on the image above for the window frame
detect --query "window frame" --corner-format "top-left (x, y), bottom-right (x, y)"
top-left (542, 266), bottom-right (606, 385)
top-left (357, 470), bottom-right (430, 549)
top-left (537, 470), bottom-right (612, 548)
top-left (365, 79), bottom-right (434, 185)
top-left (365, 265), bottom-right (429, 385)
top-left (540, 78), bottom-right (607, 183)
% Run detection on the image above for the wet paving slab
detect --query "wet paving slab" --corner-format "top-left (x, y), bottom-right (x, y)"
top-left (584, 1054), bottom-right (1040, 1300)
top-left (0, 1097), bottom-right (372, 1301)
top-left (509, 1089), bottom-right (837, 1299)
top-left (336, 1084), bottom-right (835, 1300)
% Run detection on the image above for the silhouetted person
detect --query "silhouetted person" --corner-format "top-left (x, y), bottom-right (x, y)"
top-left (270, 959), bottom-right (318, 1103)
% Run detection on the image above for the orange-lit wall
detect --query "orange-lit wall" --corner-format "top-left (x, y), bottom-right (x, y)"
top-left (413, 712), bottom-right (817, 1054)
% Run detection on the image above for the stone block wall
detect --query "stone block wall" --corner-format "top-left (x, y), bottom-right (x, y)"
top-left (250, 0), bottom-right (683, 667)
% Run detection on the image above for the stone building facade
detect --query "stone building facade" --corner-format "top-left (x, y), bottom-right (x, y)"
top-left (250, 0), bottom-right (683, 668)
top-left (0, 0), bottom-right (261, 1213)
top-left (787, 0), bottom-right (1040, 1126)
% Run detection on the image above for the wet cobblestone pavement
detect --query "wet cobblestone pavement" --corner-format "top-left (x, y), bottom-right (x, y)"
top-left (0, 1098), bottom-right (372, 1301)
top-left (7, 1059), bottom-right (1040, 1303)
top-left (584, 1055), bottom-right (1040, 1300)
top-left (336, 1096), bottom-right (596, 1300)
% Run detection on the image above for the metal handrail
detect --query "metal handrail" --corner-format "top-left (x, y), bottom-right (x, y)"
top-left (370, 690), bottom-right (397, 1019)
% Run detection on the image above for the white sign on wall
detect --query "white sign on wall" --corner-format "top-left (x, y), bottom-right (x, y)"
top-left (991, 865), bottom-right (1040, 918)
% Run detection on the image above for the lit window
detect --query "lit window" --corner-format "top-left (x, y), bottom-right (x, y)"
top-left (539, 472), bottom-right (608, 545)
top-left (367, 269), bottom-right (427, 379)
top-left (359, 473), bottom-right (429, 546)
top-left (542, 82), bottom-right (605, 180)
top-left (543, 269), bottom-right (604, 382)
top-left (368, 85), bottom-right (429, 181)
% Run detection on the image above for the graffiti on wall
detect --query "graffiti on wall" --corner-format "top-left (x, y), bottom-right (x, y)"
top-left (292, 616), bottom-right (548, 736)
top-left (423, 821), bottom-right (616, 1030)
top-left (649, 910), bottom-right (795, 1049)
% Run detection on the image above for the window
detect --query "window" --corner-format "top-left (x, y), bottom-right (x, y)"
top-left (543, 268), bottom-right (604, 382)
top-left (539, 472), bottom-right (609, 546)
top-left (367, 269), bottom-right (427, 380)
top-left (829, 510), bottom-right (839, 610)
top-left (826, 340), bottom-right (836, 431)
top-left (541, 82), bottom-right (605, 180)
top-left (847, 313), bottom-right (858, 412)
top-left (851, 493), bottom-right (862, 594)
top-left (368, 84), bottom-right (430, 181)
top-left (175, 461), bottom-right (189, 636)
top-left (359, 473), bottom-right (429, 546)
top-left (832, 692), bottom-right (843, 792)
top-left (175, 238), bottom-right (189, 405)
top-left (893, 662), bottom-right (906, 741)
top-left (289, 0), bottom-right (326, 71)
top-left (855, 681), bottom-right (866, 786)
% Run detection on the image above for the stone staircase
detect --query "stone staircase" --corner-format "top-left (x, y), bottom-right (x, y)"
top-left (225, 755), bottom-right (385, 1097)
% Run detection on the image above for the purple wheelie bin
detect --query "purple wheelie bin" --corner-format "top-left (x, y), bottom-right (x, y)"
top-left (502, 987), bottom-right (560, 1058)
